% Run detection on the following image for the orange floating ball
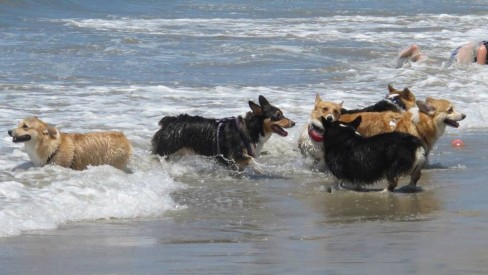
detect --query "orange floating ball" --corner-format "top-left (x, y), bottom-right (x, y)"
top-left (451, 139), bottom-right (464, 148)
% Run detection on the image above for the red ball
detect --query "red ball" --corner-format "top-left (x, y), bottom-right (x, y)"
top-left (451, 139), bottom-right (464, 148)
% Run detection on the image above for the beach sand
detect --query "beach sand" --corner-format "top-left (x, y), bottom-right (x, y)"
top-left (1, 130), bottom-right (487, 274)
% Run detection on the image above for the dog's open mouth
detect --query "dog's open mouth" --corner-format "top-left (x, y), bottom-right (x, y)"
top-left (271, 125), bottom-right (288, 137)
top-left (444, 119), bottom-right (460, 128)
top-left (12, 135), bottom-right (31, 143)
top-left (308, 124), bottom-right (324, 142)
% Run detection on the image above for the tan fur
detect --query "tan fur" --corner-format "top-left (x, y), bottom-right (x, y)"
top-left (340, 85), bottom-right (420, 137)
top-left (340, 111), bottom-right (407, 136)
top-left (298, 93), bottom-right (343, 164)
top-left (9, 117), bottom-right (132, 171)
top-left (310, 93), bottom-right (343, 123)
top-left (261, 110), bottom-right (296, 136)
top-left (415, 97), bottom-right (465, 154)
top-left (339, 97), bottom-right (465, 155)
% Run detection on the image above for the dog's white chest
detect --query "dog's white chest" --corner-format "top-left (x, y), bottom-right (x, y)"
top-left (24, 142), bottom-right (46, 166)
top-left (255, 132), bottom-right (272, 155)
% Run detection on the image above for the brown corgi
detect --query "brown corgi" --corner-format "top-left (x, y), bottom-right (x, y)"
top-left (339, 111), bottom-right (410, 137)
top-left (340, 97), bottom-right (466, 155)
top-left (415, 97), bottom-right (466, 154)
top-left (298, 93), bottom-right (343, 167)
top-left (8, 117), bottom-right (132, 171)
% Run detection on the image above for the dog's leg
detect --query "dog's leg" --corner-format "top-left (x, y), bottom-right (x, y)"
top-left (399, 165), bottom-right (423, 193)
top-left (236, 155), bottom-right (265, 175)
top-left (249, 158), bottom-right (265, 175)
top-left (384, 176), bottom-right (398, 192)
top-left (409, 165), bottom-right (422, 186)
top-left (327, 180), bottom-right (342, 193)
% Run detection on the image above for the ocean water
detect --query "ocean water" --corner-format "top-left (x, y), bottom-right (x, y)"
top-left (1, 1), bottom-right (488, 273)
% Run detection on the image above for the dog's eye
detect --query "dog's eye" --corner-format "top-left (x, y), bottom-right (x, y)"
top-left (447, 107), bottom-right (453, 114)
top-left (22, 124), bottom-right (28, 129)
top-left (272, 112), bottom-right (283, 121)
top-left (322, 107), bottom-right (329, 112)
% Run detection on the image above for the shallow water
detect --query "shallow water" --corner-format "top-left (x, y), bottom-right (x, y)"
top-left (1, 0), bottom-right (488, 273)
top-left (1, 130), bottom-right (486, 274)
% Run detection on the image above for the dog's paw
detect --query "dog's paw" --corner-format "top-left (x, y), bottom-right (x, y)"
top-left (249, 158), bottom-right (266, 175)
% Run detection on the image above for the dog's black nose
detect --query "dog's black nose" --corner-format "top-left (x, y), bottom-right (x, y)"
top-left (291, 120), bottom-right (295, 127)
top-left (8, 130), bottom-right (12, 136)
top-left (462, 114), bottom-right (466, 119)
top-left (326, 116), bottom-right (334, 122)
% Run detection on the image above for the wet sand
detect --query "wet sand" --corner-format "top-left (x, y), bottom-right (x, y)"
top-left (1, 131), bottom-right (487, 274)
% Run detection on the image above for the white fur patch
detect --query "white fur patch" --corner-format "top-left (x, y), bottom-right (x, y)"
top-left (24, 141), bottom-right (46, 166)
top-left (409, 107), bottom-right (420, 124)
top-left (413, 147), bottom-right (426, 168)
top-left (389, 120), bottom-right (397, 129)
top-left (255, 132), bottom-right (272, 155)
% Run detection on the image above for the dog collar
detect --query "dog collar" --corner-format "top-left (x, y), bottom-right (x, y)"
top-left (387, 95), bottom-right (406, 110)
top-left (308, 124), bottom-right (324, 142)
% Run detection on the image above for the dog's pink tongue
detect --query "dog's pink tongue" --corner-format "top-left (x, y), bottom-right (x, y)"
top-left (272, 125), bottom-right (288, 137)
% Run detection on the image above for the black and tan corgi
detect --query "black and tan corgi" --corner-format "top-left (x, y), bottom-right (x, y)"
top-left (151, 95), bottom-right (295, 172)
top-left (321, 116), bottom-right (426, 192)
top-left (341, 85), bottom-right (418, 114)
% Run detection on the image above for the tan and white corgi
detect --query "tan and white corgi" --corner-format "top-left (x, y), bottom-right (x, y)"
top-left (298, 93), bottom-right (343, 168)
top-left (8, 117), bottom-right (132, 171)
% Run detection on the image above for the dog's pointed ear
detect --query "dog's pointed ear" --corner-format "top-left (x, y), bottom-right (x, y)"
top-left (258, 95), bottom-right (270, 107)
top-left (402, 87), bottom-right (415, 101)
top-left (249, 101), bottom-right (263, 115)
top-left (388, 84), bottom-right (396, 94)
top-left (417, 100), bottom-right (436, 116)
top-left (315, 93), bottom-right (322, 105)
top-left (338, 101), bottom-right (343, 107)
top-left (350, 116), bottom-right (362, 130)
top-left (42, 126), bottom-right (59, 139)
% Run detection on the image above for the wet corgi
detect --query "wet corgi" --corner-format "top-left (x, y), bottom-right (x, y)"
top-left (8, 117), bottom-right (132, 171)
top-left (151, 95), bottom-right (295, 172)
top-left (321, 116), bottom-right (426, 192)
top-left (298, 93), bottom-right (342, 168)
top-left (414, 97), bottom-right (466, 155)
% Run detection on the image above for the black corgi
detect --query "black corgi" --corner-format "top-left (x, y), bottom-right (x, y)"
top-left (321, 116), bottom-right (426, 192)
top-left (341, 85), bottom-right (417, 114)
top-left (151, 95), bottom-right (295, 171)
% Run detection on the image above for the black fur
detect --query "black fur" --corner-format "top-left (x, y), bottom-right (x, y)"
top-left (321, 116), bottom-right (425, 191)
top-left (151, 95), bottom-right (294, 169)
top-left (341, 98), bottom-right (403, 114)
